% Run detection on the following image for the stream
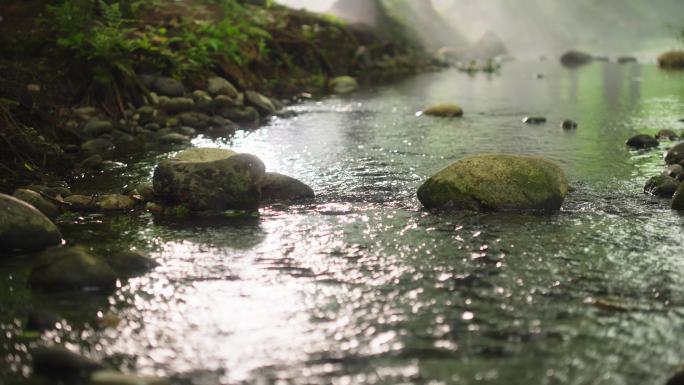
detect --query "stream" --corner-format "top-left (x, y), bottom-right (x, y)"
top-left (3, 60), bottom-right (684, 385)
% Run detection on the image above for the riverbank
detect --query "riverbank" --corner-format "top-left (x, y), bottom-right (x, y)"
top-left (0, 0), bottom-right (441, 191)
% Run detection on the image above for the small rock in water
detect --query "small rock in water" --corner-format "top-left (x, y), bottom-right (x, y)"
top-left (560, 50), bottom-right (593, 67)
top-left (0, 193), bottom-right (62, 252)
top-left (13, 189), bottom-right (60, 218)
top-left (656, 129), bottom-right (679, 141)
top-left (523, 116), bottom-right (547, 124)
top-left (261, 172), bottom-right (315, 203)
top-left (81, 138), bottom-right (115, 157)
top-left (625, 134), bottom-right (658, 149)
top-left (29, 246), bottom-right (117, 291)
top-left (421, 103), bottom-right (463, 118)
top-left (97, 194), bottom-right (137, 211)
top-left (665, 142), bottom-right (684, 164)
top-left (644, 175), bottom-right (680, 198)
top-left (617, 56), bottom-right (638, 64)
top-left (667, 164), bottom-right (684, 181)
top-left (672, 183), bottom-right (684, 210)
top-left (64, 195), bottom-right (98, 211)
top-left (32, 346), bottom-right (103, 381)
top-left (26, 309), bottom-right (62, 332)
top-left (219, 106), bottom-right (259, 125)
top-left (244, 90), bottom-right (276, 116)
top-left (107, 250), bottom-right (158, 277)
top-left (328, 76), bottom-right (359, 94)
top-left (561, 120), bottom-right (578, 129)
top-left (79, 154), bottom-right (104, 170)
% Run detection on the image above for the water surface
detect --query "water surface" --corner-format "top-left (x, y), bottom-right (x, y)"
top-left (3, 61), bottom-right (684, 385)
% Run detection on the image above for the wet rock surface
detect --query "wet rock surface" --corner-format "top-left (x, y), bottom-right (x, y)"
top-left (0, 193), bottom-right (62, 252)
top-left (417, 154), bottom-right (569, 211)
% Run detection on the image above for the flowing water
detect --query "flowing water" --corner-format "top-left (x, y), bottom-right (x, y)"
top-left (3, 60), bottom-right (684, 385)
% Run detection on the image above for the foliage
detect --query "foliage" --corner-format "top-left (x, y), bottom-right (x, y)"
top-left (45, 0), bottom-right (272, 82)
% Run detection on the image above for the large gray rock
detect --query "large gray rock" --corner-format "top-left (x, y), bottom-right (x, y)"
top-left (0, 193), bottom-right (62, 251)
top-left (219, 106), bottom-right (259, 124)
top-left (173, 147), bottom-right (236, 162)
top-left (244, 90), bottom-right (276, 116)
top-left (673, 183), bottom-right (684, 210)
top-left (417, 154), bottom-right (569, 211)
top-left (151, 77), bottom-right (185, 97)
top-left (665, 142), bottom-right (684, 164)
top-left (261, 172), bottom-right (315, 203)
top-left (107, 250), bottom-right (158, 278)
top-left (207, 76), bottom-right (239, 98)
top-left (28, 246), bottom-right (117, 291)
top-left (153, 151), bottom-right (265, 211)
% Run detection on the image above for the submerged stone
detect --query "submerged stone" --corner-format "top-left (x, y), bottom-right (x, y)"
top-left (417, 154), bottom-right (569, 211)
top-left (560, 50), bottom-right (593, 67)
top-left (107, 250), bottom-right (158, 277)
top-left (523, 116), bottom-right (547, 124)
top-left (421, 103), bottom-right (463, 118)
top-left (329, 76), bottom-right (359, 94)
top-left (32, 346), bottom-right (103, 381)
top-left (29, 246), bottom-right (117, 291)
top-left (261, 172), bottom-right (315, 203)
top-left (664, 142), bottom-right (684, 164)
top-left (0, 193), bottom-right (62, 252)
top-left (561, 120), bottom-right (578, 130)
top-left (656, 129), bottom-right (679, 141)
top-left (626, 134), bottom-right (658, 149)
top-left (644, 175), bottom-right (680, 198)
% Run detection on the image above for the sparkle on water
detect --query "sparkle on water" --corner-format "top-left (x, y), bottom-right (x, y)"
top-left (3, 60), bottom-right (684, 385)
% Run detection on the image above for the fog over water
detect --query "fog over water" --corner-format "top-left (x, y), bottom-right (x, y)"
top-left (277, 0), bottom-right (684, 57)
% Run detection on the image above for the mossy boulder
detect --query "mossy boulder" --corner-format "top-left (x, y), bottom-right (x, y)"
top-left (644, 175), bottom-right (680, 198)
top-left (13, 189), bottom-right (60, 218)
top-left (173, 147), bottom-right (236, 162)
top-left (329, 76), bottom-right (359, 94)
top-left (417, 154), bottom-right (569, 211)
top-left (0, 193), bottom-right (62, 252)
top-left (153, 151), bottom-right (265, 211)
top-left (658, 51), bottom-right (684, 70)
top-left (421, 103), bottom-right (463, 118)
top-left (207, 76), bottom-right (239, 98)
top-left (261, 172), bottom-right (315, 203)
top-left (29, 246), bottom-right (117, 291)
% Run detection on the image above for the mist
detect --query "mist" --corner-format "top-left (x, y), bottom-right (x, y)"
top-left (277, 0), bottom-right (684, 58)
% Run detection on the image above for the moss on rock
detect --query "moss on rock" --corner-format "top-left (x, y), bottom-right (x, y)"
top-left (421, 103), bottom-right (463, 118)
top-left (417, 154), bottom-right (569, 211)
